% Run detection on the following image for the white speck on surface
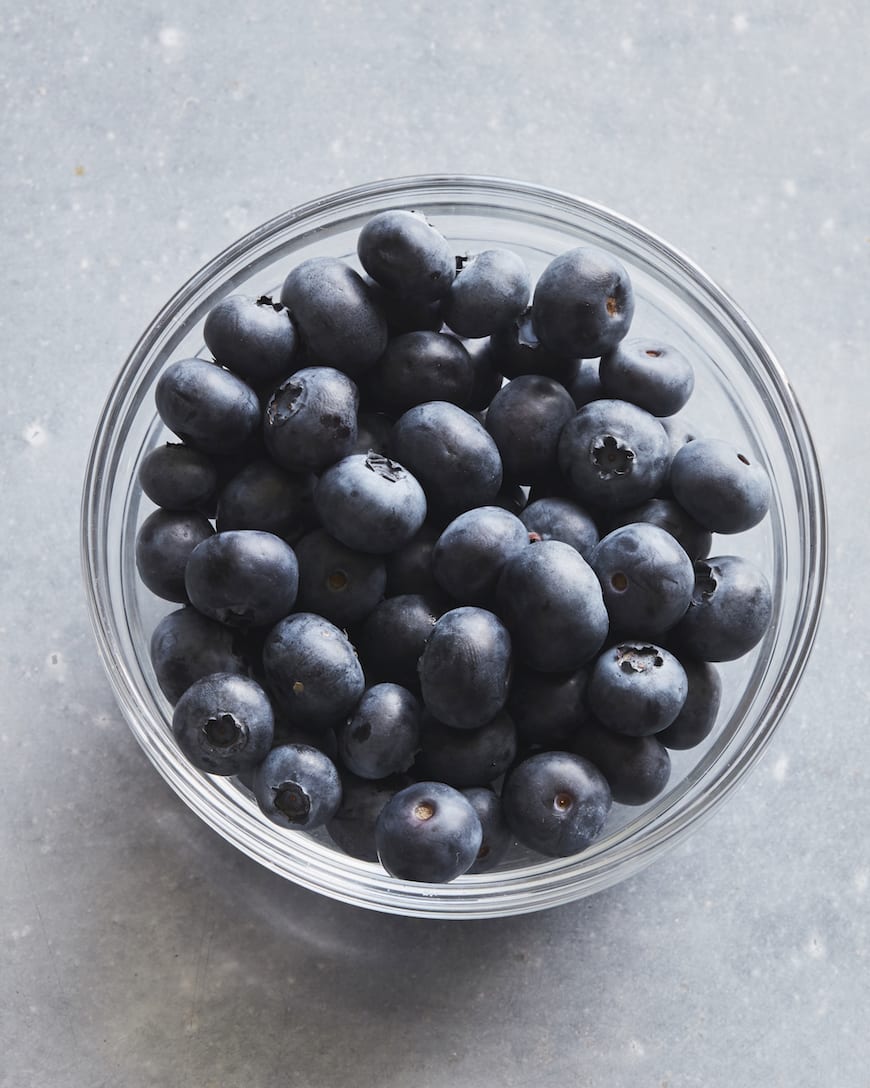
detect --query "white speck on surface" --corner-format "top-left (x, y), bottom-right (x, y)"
top-left (782, 178), bottom-right (798, 197)
top-left (10, 925), bottom-right (33, 940)
top-left (330, 138), bottom-right (343, 156)
top-left (23, 422), bottom-right (47, 446)
top-left (854, 868), bottom-right (868, 894)
top-left (805, 933), bottom-right (826, 960)
top-left (629, 1039), bottom-right (645, 1057)
top-left (159, 26), bottom-right (185, 53)
top-left (223, 205), bottom-right (249, 233)
top-left (820, 216), bottom-right (835, 234)
top-left (771, 752), bottom-right (789, 782)
top-left (80, 257), bottom-right (89, 270)
top-left (620, 36), bottom-right (634, 55)
top-left (733, 13), bottom-right (749, 32)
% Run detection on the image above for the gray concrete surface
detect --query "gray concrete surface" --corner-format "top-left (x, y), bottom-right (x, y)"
top-left (2, 2), bottom-right (867, 1085)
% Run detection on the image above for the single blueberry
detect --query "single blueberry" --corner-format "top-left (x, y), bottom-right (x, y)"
top-left (155, 357), bottom-right (261, 454)
top-left (375, 781), bottom-right (483, 883)
top-left (564, 358), bottom-right (604, 409)
top-left (253, 743), bottom-right (342, 831)
top-left (279, 257), bottom-right (388, 377)
top-left (203, 293), bottom-right (299, 387)
top-left (431, 506), bottom-right (530, 605)
top-left (670, 437), bottom-right (771, 534)
top-left (599, 338), bottom-right (694, 417)
top-left (361, 331), bottom-right (473, 416)
top-left (357, 210), bottom-right (456, 304)
top-left (571, 715), bottom-right (671, 805)
top-left (605, 497), bottom-right (711, 562)
top-left (150, 606), bottom-right (252, 705)
top-left (263, 366), bottom-right (358, 474)
top-left (138, 443), bottom-right (218, 513)
top-left (657, 656), bottom-right (722, 749)
top-left (326, 772), bottom-right (413, 862)
top-left (485, 374), bottom-right (577, 485)
top-left (416, 710), bottom-right (517, 789)
top-left (495, 540), bottom-right (608, 673)
top-left (314, 452), bottom-right (427, 555)
top-left (172, 672), bottom-right (274, 775)
top-left (502, 751), bottom-right (612, 858)
top-left (532, 246), bottom-right (635, 358)
top-left (391, 401), bottom-right (503, 520)
top-left (519, 497), bottom-right (600, 561)
top-left (558, 399), bottom-right (671, 511)
top-left (216, 458), bottom-right (317, 544)
top-left (418, 607), bottom-right (512, 730)
top-left (135, 508), bottom-right (214, 602)
top-left (589, 522), bottom-right (695, 636)
top-left (293, 528), bottom-right (386, 629)
top-left (355, 594), bottom-right (439, 691)
top-left (337, 684), bottom-right (422, 780)
top-left (671, 555), bottom-right (773, 661)
top-left (586, 642), bottom-right (688, 736)
top-left (262, 612), bottom-right (365, 728)
top-left (441, 248), bottom-right (531, 339)
top-left (461, 787), bottom-right (514, 873)
top-left (184, 530), bottom-right (299, 629)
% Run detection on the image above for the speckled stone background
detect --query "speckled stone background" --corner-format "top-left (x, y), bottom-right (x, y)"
top-left (2, 2), bottom-right (867, 1086)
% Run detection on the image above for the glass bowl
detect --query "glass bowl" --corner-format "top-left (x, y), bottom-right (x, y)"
top-left (81, 175), bottom-right (826, 918)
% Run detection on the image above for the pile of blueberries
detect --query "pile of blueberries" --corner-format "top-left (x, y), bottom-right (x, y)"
top-left (135, 209), bottom-right (773, 884)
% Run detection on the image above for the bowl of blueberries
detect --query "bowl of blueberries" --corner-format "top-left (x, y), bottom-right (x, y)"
top-left (81, 175), bottom-right (826, 917)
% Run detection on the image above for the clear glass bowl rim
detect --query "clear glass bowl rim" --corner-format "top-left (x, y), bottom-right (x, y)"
top-left (81, 173), bottom-right (827, 918)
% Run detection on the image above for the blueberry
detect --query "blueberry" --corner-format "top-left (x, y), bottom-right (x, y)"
top-left (519, 497), bottom-right (600, 561)
top-left (657, 657), bottom-right (722, 749)
top-left (253, 743), bottom-right (342, 831)
top-left (293, 528), bottom-right (386, 628)
top-left (461, 336), bottom-right (504, 411)
top-left (418, 607), bottom-right (512, 730)
top-left (314, 452), bottom-right (427, 555)
top-left (355, 594), bottom-right (439, 690)
top-left (671, 555), bottom-right (773, 661)
top-left (599, 338), bottom-right (694, 417)
top-left (506, 664), bottom-right (589, 748)
top-left (326, 772), bottom-right (412, 862)
top-left (203, 293), bottom-right (299, 387)
top-left (185, 530), bottom-right (299, 629)
top-left (135, 508), bottom-right (214, 602)
top-left (431, 506), bottom-right (529, 605)
top-left (485, 374), bottom-right (576, 485)
top-left (263, 366), bottom-right (358, 474)
top-left (558, 399), bottom-right (671, 510)
top-left (564, 357), bottom-right (604, 408)
top-left (263, 612), bottom-right (365, 728)
top-left (353, 412), bottom-right (394, 456)
top-left (670, 438), bottom-right (771, 533)
top-left (150, 606), bottom-right (251, 705)
top-left (391, 401), bottom-right (503, 520)
top-left (271, 717), bottom-right (339, 762)
top-left (279, 257), bottom-right (388, 377)
top-left (416, 710), bottom-right (517, 788)
top-left (589, 522), bottom-right (695, 636)
top-left (361, 331), bottom-right (473, 416)
top-left (532, 246), bottom-right (635, 358)
top-left (172, 672), bottom-right (274, 775)
top-left (337, 683), bottom-right (422, 780)
top-left (375, 781), bottom-right (482, 882)
top-left (155, 357), bottom-right (261, 454)
top-left (138, 443), bottom-right (218, 513)
top-left (216, 458), bottom-right (317, 544)
top-left (441, 249), bottom-right (531, 338)
top-left (461, 787), bottom-right (513, 873)
top-left (606, 497), bottom-right (711, 562)
top-left (495, 540), bottom-right (608, 673)
top-left (357, 210), bottom-right (456, 304)
top-left (362, 275), bottom-right (443, 335)
top-left (489, 307), bottom-right (574, 381)
top-left (384, 521), bottom-right (443, 599)
top-left (571, 715), bottom-right (671, 805)
top-left (502, 751), bottom-right (612, 858)
top-left (586, 642), bottom-right (688, 736)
